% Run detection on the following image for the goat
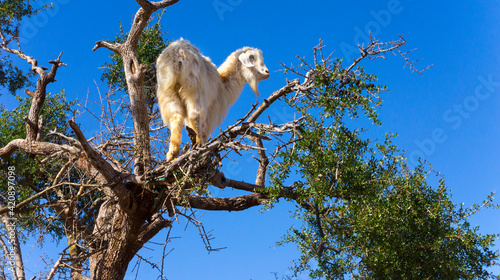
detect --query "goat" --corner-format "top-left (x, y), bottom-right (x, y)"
top-left (156, 39), bottom-right (270, 162)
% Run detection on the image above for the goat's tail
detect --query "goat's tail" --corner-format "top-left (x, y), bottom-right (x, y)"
top-left (156, 39), bottom-right (202, 93)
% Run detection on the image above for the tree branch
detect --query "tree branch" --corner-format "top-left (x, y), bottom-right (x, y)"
top-left (0, 42), bottom-right (65, 141)
top-left (68, 119), bottom-right (135, 211)
top-left (137, 0), bottom-right (180, 10)
top-left (245, 136), bottom-right (269, 187)
top-left (46, 255), bottom-right (63, 280)
top-left (0, 139), bottom-right (79, 160)
top-left (92, 1), bottom-right (179, 175)
top-left (225, 178), bottom-right (262, 192)
top-left (47, 130), bottom-right (83, 149)
top-left (47, 51), bottom-right (66, 82)
top-left (0, 43), bottom-right (45, 76)
top-left (69, 120), bottom-right (121, 184)
top-left (247, 79), bottom-right (301, 123)
top-left (1, 215), bottom-right (25, 280)
top-left (177, 193), bottom-right (265, 211)
top-left (135, 214), bottom-right (172, 251)
top-left (0, 183), bottom-right (61, 215)
top-left (92, 40), bottom-right (121, 53)
top-left (135, 0), bottom-right (155, 10)
top-left (0, 234), bottom-right (19, 280)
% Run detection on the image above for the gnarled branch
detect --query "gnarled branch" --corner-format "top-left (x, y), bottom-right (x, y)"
top-left (0, 139), bottom-right (78, 160)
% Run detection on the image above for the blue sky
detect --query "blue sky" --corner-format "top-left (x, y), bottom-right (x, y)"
top-left (1, 0), bottom-right (500, 279)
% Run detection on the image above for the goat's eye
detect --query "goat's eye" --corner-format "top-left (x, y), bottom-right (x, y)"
top-left (249, 55), bottom-right (255, 62)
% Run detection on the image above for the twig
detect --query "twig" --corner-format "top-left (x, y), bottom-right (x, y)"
top-left (46, 255), bottom-right (63, 280)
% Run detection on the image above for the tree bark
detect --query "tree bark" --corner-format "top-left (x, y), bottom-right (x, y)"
top-left (122, 50), bottom-right (152, 174)
top-left (90, 202), bottom-right (140, 280)
top-left (89, 196), bottom-right (171, 280)
top-left (1, 215), bottom-right (25, 280)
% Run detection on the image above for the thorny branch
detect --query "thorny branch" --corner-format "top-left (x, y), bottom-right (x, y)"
top-left (176, 209), bottom-right (226, 252)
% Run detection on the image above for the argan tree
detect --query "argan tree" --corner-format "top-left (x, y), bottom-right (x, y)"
top-left (0, 1), bottom-right (498, 280)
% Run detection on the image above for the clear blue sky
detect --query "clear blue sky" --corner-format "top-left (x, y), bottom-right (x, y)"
top-left (1, 0), bottom-right (499, 279)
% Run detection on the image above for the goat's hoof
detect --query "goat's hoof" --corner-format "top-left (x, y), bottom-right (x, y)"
top-left (166, 152), bottom-right (178, 162)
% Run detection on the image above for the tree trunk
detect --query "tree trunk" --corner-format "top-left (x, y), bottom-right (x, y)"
top-left (122, 52), bottom-right (152, 174)
top-left (25, 82), bottom-right (45, 141)
top-left (89, 201), bottom-right (144, 280)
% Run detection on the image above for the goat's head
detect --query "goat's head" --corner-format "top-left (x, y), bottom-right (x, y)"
top-left (239, 48), bottom-right (269, 97)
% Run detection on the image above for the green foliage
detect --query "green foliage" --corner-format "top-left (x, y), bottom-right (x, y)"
top-left (101, 9), bottom-right (170, 115)
top-left (0, 0), bottom-right (47, 95)
top-left (0, 90), bottom-right (77, 144)
top-left (0, 91), bottom-right (78, 240)
top-left (0, 56), bottom-right (34, 94)
top-left (0, 0), bottom-right (46, 36)
top-left (270, 58), bottom-right (499, 279)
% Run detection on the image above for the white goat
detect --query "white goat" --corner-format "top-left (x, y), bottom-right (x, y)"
top-left (156, 39), bottom-right (270, 161)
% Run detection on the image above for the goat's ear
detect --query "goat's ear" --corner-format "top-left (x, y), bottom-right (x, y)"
top-left (238, 52), bottom-right (254, 68)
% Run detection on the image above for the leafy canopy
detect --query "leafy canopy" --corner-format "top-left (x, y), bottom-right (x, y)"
top-left (0, 0), bottom-right (49, 95)
top-left (269, 54), bottom-right (499, 279)
top-left (0, 91), bottom-right (79, 240)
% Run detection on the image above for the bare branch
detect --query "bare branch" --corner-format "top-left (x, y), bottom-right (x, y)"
top-left (210, 102), bottom-right (259, 142)
top-left (225, 179), bottom-right (263, 192)
top-left (92, 40), bottom-right (121, 53)
top-left (247, 79), bottom-right (302, 123)
top-left (0, 49), bottom-right (66, 141)
top-left (0, 183), bottom-right (62, 215)
top-left (1, 215), bottom-right (25, 280)
top-left (0, 234), bottom-right (17, 280)
top-left (68, 119), bottom-right (136, 211)
top-left (24, 88), bottom-right (34, 97)
top-left (69, 119), bottom-right (122, 184)
top-left (46, 255), bottom-right (63, 280)
top-left (247, 118), bottom-right (304, 134)
top-left (92, 0), bottom-right (178, 174)
top-left (161, 140), bottom-right (223, 176)
top-left (47, 130), bottom-right (83, 149)
top-left (251, 136), bottom-right (268, 186)
top-left (135, 0), bottom-right (155, 9)
top-left (176, 193), bottom-right (265, 211)
top-left (175, 209), bottom-right (225, 252)
top-left (149, 0), bottom-right (180, 9)
top-left (0, 43), bottom-right (45, 76)
top-left (0, 138), bottom-right (79, 160)
top-left (47, 51), bottom-right (66, 79)
top-left (135, 214), bottom-right (172, 251)
top-left (396, 44), bottom-right (432, 74)
top-left (134, 0), bottom-right (180, 15)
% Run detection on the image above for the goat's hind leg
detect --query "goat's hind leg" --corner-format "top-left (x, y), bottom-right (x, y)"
top-left (187, 116), bottom-right (203, 148)
top-left (185, 125), bottom-right (198, 147)
top-left (185, 100), bottom-right (205, 148)
top-left (166, 113), bottom-right (183, 162)
top-left (157, 86), bottom-right (185, 162)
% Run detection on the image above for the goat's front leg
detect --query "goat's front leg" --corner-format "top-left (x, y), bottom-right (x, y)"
top-left (166, 113), bottom-right (183, 162)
